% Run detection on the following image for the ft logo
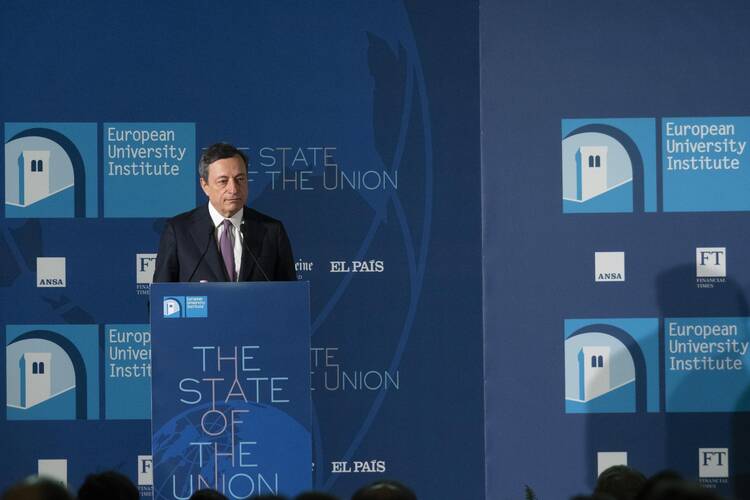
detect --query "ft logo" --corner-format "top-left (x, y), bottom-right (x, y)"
top-left (136, 253), bottom-right (157, 295)
top-left (699, 448), bottom-right (729, 479)
top-left (696, 247), bottom-right (726, 289)
top-left (137, 455), bottom-right (153, 495)
top-left (696, 248), bottom-right (726, 277)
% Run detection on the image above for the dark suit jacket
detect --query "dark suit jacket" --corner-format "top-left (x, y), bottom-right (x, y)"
top-left (153, 205), bottom-right (296, 282)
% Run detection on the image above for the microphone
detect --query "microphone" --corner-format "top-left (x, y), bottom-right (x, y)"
top-left (187, 226), bottom-right (215, 282)
top-left (240, 220), bottom-right (271, 281)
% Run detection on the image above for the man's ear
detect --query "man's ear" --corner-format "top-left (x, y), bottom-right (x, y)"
top-left (199, 177), bottom-right (209, 196)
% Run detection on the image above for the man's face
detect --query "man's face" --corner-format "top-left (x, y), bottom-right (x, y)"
top-left (200, 155), bottom-right (248, 217)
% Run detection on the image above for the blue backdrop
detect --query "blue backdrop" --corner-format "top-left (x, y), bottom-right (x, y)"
top-left (483, 1), bottom-right (750, 498)
top-left (1, 1), bottom-right (483, 499)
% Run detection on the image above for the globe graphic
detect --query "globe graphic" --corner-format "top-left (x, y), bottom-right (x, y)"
top-left (152, 401), bottom-right (310, 499)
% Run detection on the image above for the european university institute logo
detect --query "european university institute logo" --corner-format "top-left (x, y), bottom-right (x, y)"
top-left (163, 297), bottom-right (183, 318)
top-left (4, 122), bottom-right (197, 218)
top-left (562, 118), bottom-right (656, 214)
top-left (564, 319), bottom-right (659, 413)
top-left (564, 116), bottom-right (750, 213)
top-left (5, 325), bottom-right (99, 420)
top-left (163, 296), bottom-right (208, 318)
top-left (4, 123), bottom-right (98, 218)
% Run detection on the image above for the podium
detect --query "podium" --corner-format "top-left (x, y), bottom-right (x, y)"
top-left (149, 282), bottom-right (312, 500)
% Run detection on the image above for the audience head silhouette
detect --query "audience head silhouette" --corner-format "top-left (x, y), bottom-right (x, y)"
top-left (2, 476), bottom-right (73, 500)
top-left (295, 492), bottom-right (340, 500)
top-left (77, 471), bottom-right (139, 500)
top-left (351, 480), bottom-right (417, 500)
top-left (594, 465), bottom-right (647, 500)
top-left (189, 489), bottom-right (228, 500)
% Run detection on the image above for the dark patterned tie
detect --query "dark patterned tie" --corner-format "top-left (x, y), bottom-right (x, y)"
top-left (219, 219), bottom-right (236, 282)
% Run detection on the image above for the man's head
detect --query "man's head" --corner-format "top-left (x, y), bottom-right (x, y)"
top-left (199, 143), bottom-right (249, 218)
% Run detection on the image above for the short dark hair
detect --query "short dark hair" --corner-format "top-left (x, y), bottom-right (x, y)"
top-left (199, 143), bottom-right (248, 181)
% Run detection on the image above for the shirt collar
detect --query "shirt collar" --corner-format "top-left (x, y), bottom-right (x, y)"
top-left (207, 203), bottom-right (244, 229)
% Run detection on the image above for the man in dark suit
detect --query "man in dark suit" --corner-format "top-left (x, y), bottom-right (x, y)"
top-left (153, 143), bottom-right (296, 282)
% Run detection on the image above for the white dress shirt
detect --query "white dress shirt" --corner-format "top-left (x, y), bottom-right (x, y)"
top-left (207, 203), bottom-right (243, 280)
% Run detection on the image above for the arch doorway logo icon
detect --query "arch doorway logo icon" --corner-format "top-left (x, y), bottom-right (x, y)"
top-left (562, 118), bottom-right (656, 214)
top-left (564, 318), bottom-right (659, 413)
top-left (4, 123), bottom-right (98, 218)
top-left (5, 325), bottom-right (99, 420)
top-left (163, 297), bottom-right (184, 318)
top-left (163, 296), bottom-right (208, 318)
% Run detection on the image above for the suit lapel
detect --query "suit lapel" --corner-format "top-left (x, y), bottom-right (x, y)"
top-left (239, 210), bottom-right (267, 281)
top-left (189, 206), bottom-right (229, 282)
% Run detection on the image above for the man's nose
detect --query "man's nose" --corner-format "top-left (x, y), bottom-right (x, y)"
top-left (226, 178), bottom-right (238, 193)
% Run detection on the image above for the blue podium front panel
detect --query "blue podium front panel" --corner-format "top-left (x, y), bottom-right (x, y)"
top-left (150, 282), bottom-right (311, 500)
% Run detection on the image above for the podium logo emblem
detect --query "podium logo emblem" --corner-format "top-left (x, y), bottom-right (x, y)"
top-left (163, 296), bottom-right (207, 318)
top-left (163, 298), bottom-right (183, 318)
